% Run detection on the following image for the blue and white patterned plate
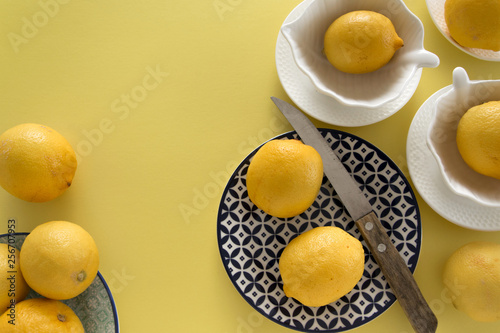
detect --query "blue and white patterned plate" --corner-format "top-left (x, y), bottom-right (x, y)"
top-left (217, 129), bottom-right (422, 332)
top-left (0, 233), bottom-right (119, 333)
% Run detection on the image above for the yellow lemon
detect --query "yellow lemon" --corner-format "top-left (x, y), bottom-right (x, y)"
top-left (246, 139), bottom-right (323, 218)
top-left (279, 226), bottom-right (365, 307)
top-left (443, 241), bottom-right (500, 322)
top-left (456, 101), bottom-right (500, 180)
top-left (20, 221), bottom-right (99, 300)
top-left (323, 10), bottom-right (404, 74)
top-left (0, 123), bottom-right (77, 202)
top-left (0, 298), bottom-right (84, 332)
top-left (445, 0), bottom-right (500, 51)
top-left (0, 244), bottom-right (30, 314)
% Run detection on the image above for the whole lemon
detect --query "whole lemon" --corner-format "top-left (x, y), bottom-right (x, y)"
top-left (456, 101), bottom-right (500, 180)
top-left (0, 123), bottom-right (77, 202)
top-left (0, 298), bottom-right (84, 332)
top-left (445, 0), bottom-right (500, 51)
top-left (443, 241), bottom-right (500, 322)
top-left (279, 226), bottom-right (365, 307)
top-left (246, 139), bottom-right (323, 218)
top-left (20, 221), bottom-right (99, 300)
top-left (0, 243), bottom-right (30, 313)
top-left (323, 10), bottom-right (404, 74)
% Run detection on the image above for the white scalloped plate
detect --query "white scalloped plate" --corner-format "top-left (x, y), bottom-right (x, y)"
top-left (276, 0), bottom-right (424, 127)
top-left (427, 67), bottom-right (500, 207)
top-left (281, 0), bottom-right (439, 108)
top-left (407, 87), bottom-right (500, 231)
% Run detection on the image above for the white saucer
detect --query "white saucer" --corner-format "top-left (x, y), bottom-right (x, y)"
top-left (407, 86), bottom-right (500, 231)
top-left (275, 0), bottom-right (423, 127)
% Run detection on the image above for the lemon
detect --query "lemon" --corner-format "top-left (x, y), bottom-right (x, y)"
top-left (445, 0), bottom-right (500, 51)
top-left (279, 226), bottom-right (365, 307)
top-left (0, 244), bottom-right (30, 314)
top-left (323, 10), bottom-right (404, 74)
top-left (20, 221), bottom-right (99, 300)
top-left (246, 139), bottom-right (323, 218)
top-left (0, 298), bottom-right (84, 332)
top-left (443, 241), bottom-right (500, 322)
top-left (456, 101), bottom-right (500, 180)
top-left (0, 123), bottom-right (77, 202)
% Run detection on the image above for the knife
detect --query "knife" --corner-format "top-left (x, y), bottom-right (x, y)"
top-left (271, 97), bottom-right (438, 333)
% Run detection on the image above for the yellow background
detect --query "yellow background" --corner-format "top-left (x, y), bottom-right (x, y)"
top-left (1, 0), bottom-right (500, 332)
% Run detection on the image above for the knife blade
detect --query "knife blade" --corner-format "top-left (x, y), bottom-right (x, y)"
top-left (271, 97), bottom-right (438, 333)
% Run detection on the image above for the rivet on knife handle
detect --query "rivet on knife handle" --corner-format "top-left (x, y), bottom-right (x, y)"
top-left (357, 212), bottom-right (438, 333)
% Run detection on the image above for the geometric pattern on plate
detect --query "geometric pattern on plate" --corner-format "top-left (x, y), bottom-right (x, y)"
top-left (218, 129), bottom-right (421, 332)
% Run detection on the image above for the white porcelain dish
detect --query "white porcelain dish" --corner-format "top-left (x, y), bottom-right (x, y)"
top-left (426, 0), bottom-right (500, 61)
top-left (408, 86), bottom-right (500, 231)
top-left (275, 0), bottom-right (423, 127)
top-left (280, 0), bottom-right (439, 108)
top-left (427, 67), bottom-right (500, 208)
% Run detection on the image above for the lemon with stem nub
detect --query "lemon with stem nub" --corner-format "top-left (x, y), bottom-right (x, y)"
top-left (0, 298), bottom-right (84, 332)
top-left (0, 123), bottom-right (77, 202)
top-left (324, 10), bottom-right (404, 74)
top-left (20, 221), bottom-right (99, 300)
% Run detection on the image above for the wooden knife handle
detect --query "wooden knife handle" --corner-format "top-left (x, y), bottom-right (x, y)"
top-left (355, 211), bottom-right (438, 333)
